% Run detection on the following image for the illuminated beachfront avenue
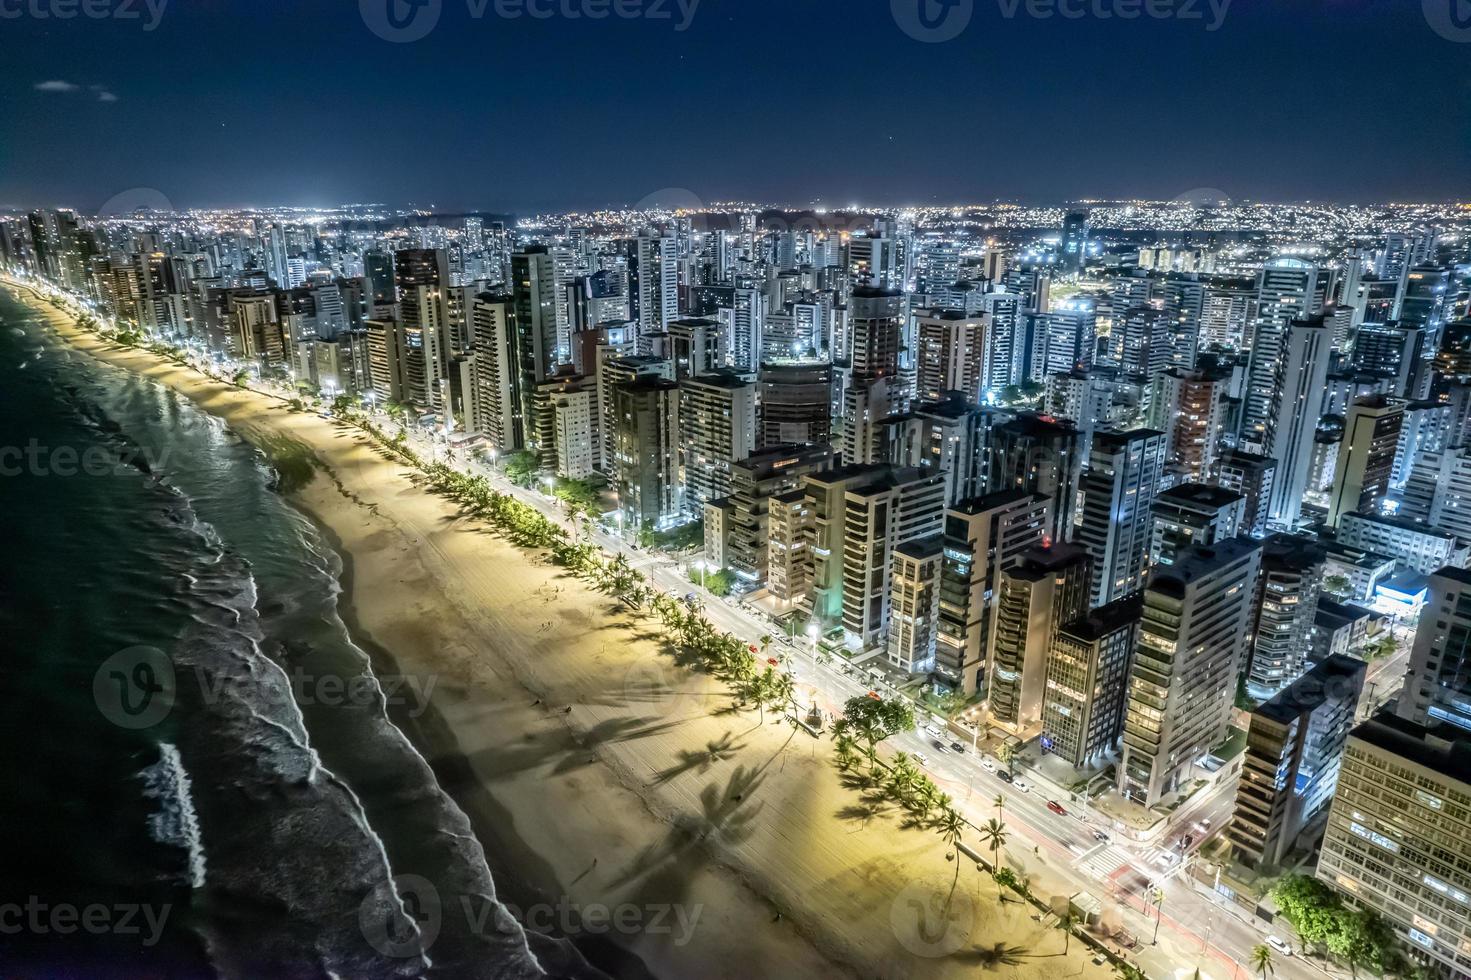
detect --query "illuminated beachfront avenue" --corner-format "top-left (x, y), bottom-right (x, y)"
top-left (3, 2), bottom-right (1470, 979)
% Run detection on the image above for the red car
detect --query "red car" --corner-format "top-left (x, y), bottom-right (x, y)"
top-left (1047, 801), bottom-right (1068, 816)
top-left (866, 691), bottom-right (881, 701)
top-left (767, 658), bottom-right (779, 666)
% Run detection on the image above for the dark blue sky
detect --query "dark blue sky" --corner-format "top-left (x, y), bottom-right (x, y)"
top-left (2, 0), bottom-right (1467, 212)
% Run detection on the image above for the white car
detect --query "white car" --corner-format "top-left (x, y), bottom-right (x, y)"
top-left (914, 752), bottom-right (931, 767)
top-left (1267, 936), bottom-right (1294, 956)
top-left (924, 724), bottom-right (943, 739)
top-left (980, 757), bottom-right (996, 772)
top-left (1013, 779), bottom-right (1030, 793)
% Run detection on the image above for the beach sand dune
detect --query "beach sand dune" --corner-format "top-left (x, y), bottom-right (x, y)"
top-left (20, 283), bottom-right (1110, 980)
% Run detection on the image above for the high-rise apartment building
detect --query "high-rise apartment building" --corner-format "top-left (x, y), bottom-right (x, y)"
top-left (1246, 535), bottom-right (1327, 698)
top-left (1042, 594), bottom-right (1143, 768)
top-left (987, 413), bottom-right (1084, 545)
top-left (937, 491), bottom-right (1052, 695)
top-left (1077, 428), bottom-right (1167, 607)
top-left (1399, 567), bottom-right (1471, 733)
top-left (678, 372), bottom-right (756, 513)
top-left (915, 309), bottom-right (987, 403)
top-left (1149, 483), bottom-right (1246, 566)
top-left (1327, 395), bottom-right (1404, 527)
top-left (1120, 538), bottom-right (1263, 807)
top-left (1317, 714), bottom-right (1471, 976)
top-left (988, 542), bottom-right (1091, 732)
top-left (1228, 655), bottom-right (1365, 869)
top-left (611, 377), bottom-right (682, 533)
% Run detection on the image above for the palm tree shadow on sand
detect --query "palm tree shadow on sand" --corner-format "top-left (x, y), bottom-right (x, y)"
top-left (653, 731), bottom-right (747, 784)
top-left (605, 764), bottom-right (768, 894)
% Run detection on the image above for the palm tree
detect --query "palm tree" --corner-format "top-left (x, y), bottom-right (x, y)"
top-left (994, 793), bottom-right (1006, 822)
top-left (935, 805), bottom-right (967, 907)
top-left (1055, 911), bottom-right (1077, 956)
top-left (1250, 944), bottom-right (1274, 980)
top-left (980, 817), bottom-right (1008, 889)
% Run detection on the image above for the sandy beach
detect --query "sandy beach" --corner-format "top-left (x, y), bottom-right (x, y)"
top-left (13, 279), bottom-right (1111, 980)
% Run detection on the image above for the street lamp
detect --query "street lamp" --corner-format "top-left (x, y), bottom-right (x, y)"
top-left (806, 623), bottom-right (819, 658)
top-left (693, 559), bottom-right (707, 590)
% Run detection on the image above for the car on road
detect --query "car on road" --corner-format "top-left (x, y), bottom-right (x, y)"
top-left (914, 752), bottom-right (930, 767)
top-left (949, 741), bottom-right (966, 753)
top-left (1267, 936), bottom-right (1294, 956)
top-left (866, 690), bottom-right (881, 700)
top-left (1047, 800), bottom-right (1068, 816)
top-left (1013, 779), bottom-right (1030, 793)
top-left (924, 724), bottom-right (943, 739)
top-left (995, 769), bottom-right (1012, 783)
top-left (980, 757), bottom-right (995, 771)
top-left (1093, 830), bottom-right (1110, 844)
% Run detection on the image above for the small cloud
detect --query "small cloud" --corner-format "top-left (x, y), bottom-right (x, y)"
top-left (96, 91), bottom-right (118, 103)
top-left (34, 80), bottom-right (79, 93)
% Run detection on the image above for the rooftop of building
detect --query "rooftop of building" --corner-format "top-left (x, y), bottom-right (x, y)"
top-left (669, 316), bottom-right (719, 329)
top-left (1156, 482), bottom-right (1245, 509)
top-left (1149, 537), bottom-right (1263, 598)
top-left (1261, 533), bottom-right (1328, 568)
top-left (1339, 509), bottom-right (1457, 541)
top-left (1059, 593), bottom-right (1143, 641)
top-left (896, 535), bottom-right (945, 560)
top-left (1254, 654), bottom-right (1366, 725)
top-left (995, 412), bottom-right (1080, 438)
top-left (1350, 713), bottom-right (1471, 787)
top-left (851, 284), bottom-right (903, 300)
top-left (681, 370), bottom-right (750, 390)
top-left (1315, 597), bottom-right (1381, 627)
top-left (1091, 427), bottom-right (1166, 450)
top-left (732, 443), bottom-right (835, 474)
top-left (1010, 540), bottom-right (1090, 579)
top-left (948, 488), bottom-right (1041, 516)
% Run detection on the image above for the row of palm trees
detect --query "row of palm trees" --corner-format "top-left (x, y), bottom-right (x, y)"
top-left (344, 414), bottom-right (802, 728)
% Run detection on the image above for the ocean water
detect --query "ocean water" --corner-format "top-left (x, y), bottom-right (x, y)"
top-left (0, 288), bottom-right (562, 979)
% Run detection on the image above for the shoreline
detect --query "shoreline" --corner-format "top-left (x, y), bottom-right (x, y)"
top-left (11, 277), bottom-right (1112, 980)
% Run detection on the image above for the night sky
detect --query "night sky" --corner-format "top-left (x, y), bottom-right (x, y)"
top-left (2, 0), bottom-right (1468, 212)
